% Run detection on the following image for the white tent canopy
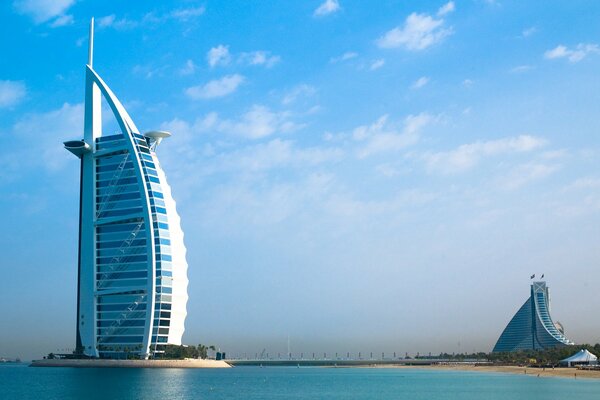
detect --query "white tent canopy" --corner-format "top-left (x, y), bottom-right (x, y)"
top-left (560, 349), bottom-right (598, 367)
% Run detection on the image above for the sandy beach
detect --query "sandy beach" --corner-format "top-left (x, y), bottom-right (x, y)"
top-left (375, 364), bottom-right (600, 380)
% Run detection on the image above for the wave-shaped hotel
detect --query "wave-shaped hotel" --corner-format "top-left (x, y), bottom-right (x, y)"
top-left (64, 19), bottom-right (188, 359)
top-left (493, 281), bottom-right (574, 352)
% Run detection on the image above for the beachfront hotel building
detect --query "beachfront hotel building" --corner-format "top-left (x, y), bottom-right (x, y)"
top-left (64, 19), bottom-right (188, 359)
top-left (492, 281), bottom-right (574, 352)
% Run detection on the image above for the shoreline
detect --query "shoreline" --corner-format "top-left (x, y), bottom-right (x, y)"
top-left (361, 364), bottom-right (600, 380)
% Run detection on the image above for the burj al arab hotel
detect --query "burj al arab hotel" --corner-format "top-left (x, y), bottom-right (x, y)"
top-left (64, 19), bottom-right (188, 359)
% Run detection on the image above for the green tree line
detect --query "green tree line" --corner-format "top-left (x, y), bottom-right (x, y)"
top-left (421, 344), bottom-right (600, 366)
top-left (158, 344), bottom-right (217, 360)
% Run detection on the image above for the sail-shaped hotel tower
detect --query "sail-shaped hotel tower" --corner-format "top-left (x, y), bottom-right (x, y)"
top-left (64, 19), bottom-right (188, 359)
top-left (492, 281), bottom-right (573, 352)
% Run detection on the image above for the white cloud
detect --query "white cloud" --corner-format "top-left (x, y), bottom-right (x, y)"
top-left (354, 113), bottom-right (433, 158)
top-left (437, 1), bottom-right (455, 16)
top-left (97, 14), bottom-right (115, 27)
top-left (169, 6), bottom-right (205, 20)
top-left (314, 0), bottom-right (341, 17)
top-left (521, 26), bottom-right (537, 38)
top-left (49, 14), bottom-right (73, 27)
top-left (97, 14), bottom-right (137, 30)
top-left (499, 162), bottom-right (559, 190)
top-left (13, 0), bottom-right (74, 24)
top-left (375, 163), bottom-right (402, 177)
top-left (544, 43), bottom-right (600, 63)
top-left (204, 105), bottom-right (299, 139)
top-left (185, 74), bottom-right (245, 100)
top-left (98, 7), bottom-right (205, 30)
top-left (566, 177), bottom-right (600, 190)
top-left (424, 135), bottom-right (547, 174)
top-left (370, 59), bottom-right (385, 70)
top-left (179, 59), bottom-right (196, 75)
top-left (330, 52), bottom-right (358, 63)
top-left (163, 105), bottom-right (300, 140)
top-left (132, 64), bottom-right (166, 79)
top-left (208, 139), bottom-right (343, 173)
top-left (0, 80), bottom-right (27, 108)
top-left (208, 46), bottom-right (281, 68)
top-left (376, 11), bottom-right (453, 50)
top-left (239, 51), bottom-right (281, 68)
top-left (510, 65), bottom-right (534, 73)
top-left (412, 76), bottom-right (430, 89)
top-left (12, 102), bottom-right (83, 171)
top-left (282, 84), bottom-right (317, 105)
top-left (207, 45), bottom-right (231, 67)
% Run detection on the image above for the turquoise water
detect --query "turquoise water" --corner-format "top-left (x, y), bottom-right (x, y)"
top-left (2, 364), bottom-right (600, 399)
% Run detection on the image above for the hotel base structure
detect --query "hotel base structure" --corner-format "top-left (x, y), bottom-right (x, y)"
top-left (492, 281), bottom-right (574, 352)
top-left (64, 19), bottom-right (188, 359)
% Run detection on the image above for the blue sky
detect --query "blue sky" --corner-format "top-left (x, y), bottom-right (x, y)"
top-left (1, 0), bottom-right (600, 360)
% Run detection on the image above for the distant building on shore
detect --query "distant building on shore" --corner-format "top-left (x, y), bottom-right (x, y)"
top-left (492, 281), bottom-right (574, 352)
top-left (64, 19), bottom-right (188, 359)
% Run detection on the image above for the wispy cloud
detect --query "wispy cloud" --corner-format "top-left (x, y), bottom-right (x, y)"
top-left (565, 177), bottom-right (600, 190)
top-left (169, 6), bottom-right (205, 21)
top-left (412, 76), bottom-right (430, 89)
top-left (49, 13), bottom-right (73, 27)
top-left (498, 162), bottom-right (559, 190)
top-left (424, 135), bottom-right (547, 174)
top-left (510, 65), bottom-right (534, 73)
top-left (12, 102), bottom-right (83, 172)
top-left (132, 64), bottom-right (167, 79)
top-left (209, 106), bottom-right (299, 139)
top-left (200, 139), bottom-right (343, 173)
top-left (164, 105), bottom-right (300, 140)
top-left (354, 113), bottom-right (433, 158)
top-left (0, 80), bottom-right (27, 108)
top-left (437, 1), bottom-right (455, 17)
top-left (179, 59), bottom-right (196, 75)
top-left (282, 84), bottom-right (317, 105)
top-left (13, 0), bottom-right (74, 26)
top-left (370, 59), bottom-right (385, 70)
top-left (521, 26), bottom-right (537, 38)
top-left (97, 14), bottom-right (137, 30)
top-left (98, 6), bottom-right (205, 30)
top-left (544, 43), bottom-right (600, 63)
top-left (376, 7), bottom-right (454, 50)
top-left (208, 46), bottom-right (281, 68)
top-left (185, 74), bottom-right (245, 100)
top-left (314, 0), bottom-right (341, 17)
top-left (239, 51), bottom-right (281, 68)
top-left (207, 45), bottom-right (231, 67)
top-left (330, 52), bottom-right (358, 63)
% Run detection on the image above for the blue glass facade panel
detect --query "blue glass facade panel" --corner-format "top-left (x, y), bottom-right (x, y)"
top-left (493, 282), bottom-right (574, 352)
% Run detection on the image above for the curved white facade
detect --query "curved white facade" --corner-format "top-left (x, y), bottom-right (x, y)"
top-left (154, 158), bottom-right (189, 345)
top-left (65, 20), bottom-right (188, 359)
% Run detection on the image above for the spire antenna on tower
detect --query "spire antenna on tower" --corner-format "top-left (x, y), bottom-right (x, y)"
top-left (88, 17), bottom-right (94, 67)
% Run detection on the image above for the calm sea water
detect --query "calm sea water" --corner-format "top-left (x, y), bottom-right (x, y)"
top-left (2, 364), bottom-right (600, 400)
